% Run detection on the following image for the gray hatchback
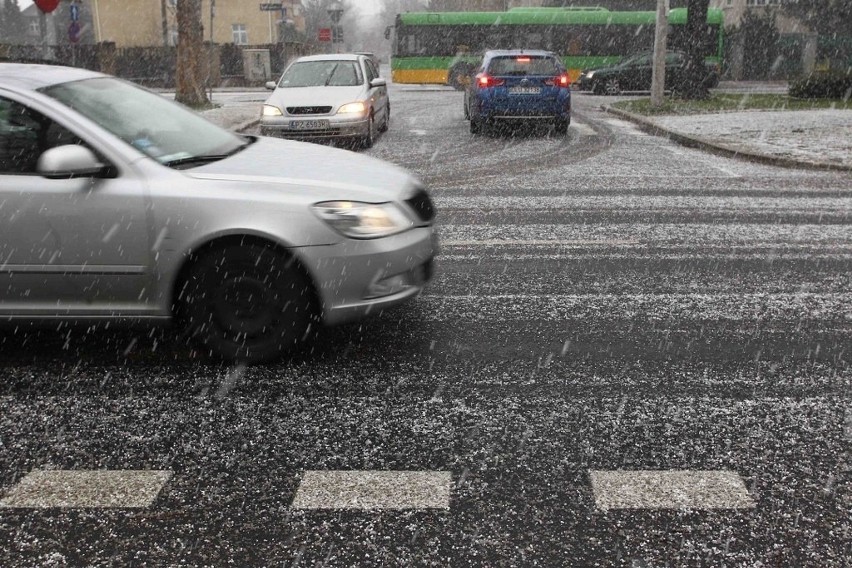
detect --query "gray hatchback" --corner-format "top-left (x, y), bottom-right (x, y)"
top-left (0, 63), bottom-right (435, 362)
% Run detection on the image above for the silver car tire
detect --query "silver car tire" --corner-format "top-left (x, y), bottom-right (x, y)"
top-left (379, 103), bottom-right (390, 133)
top-left (179, 243), bottom-right (317, 363)
top-left (361, 114), bottom-right (376, 149)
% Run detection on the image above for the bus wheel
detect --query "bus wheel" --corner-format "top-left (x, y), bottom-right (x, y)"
top-left (448, 64), bottom-right (472, 90)
top-left (604, 78), bottom-right (621, 95)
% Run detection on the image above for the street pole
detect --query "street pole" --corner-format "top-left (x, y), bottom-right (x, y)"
top-left (208, 0), bottom-right (215, 101)
top-left (650, 0), bottom-right (669, 108)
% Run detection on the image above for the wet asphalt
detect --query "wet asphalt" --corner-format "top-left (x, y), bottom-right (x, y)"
top-left (0, 89), bottom-right (850, 566)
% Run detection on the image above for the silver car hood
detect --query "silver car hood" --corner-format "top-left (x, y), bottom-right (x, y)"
top-left (186, 137), bottom-right (418, 201)
top-left (266, 85), bottom-right (365, 111)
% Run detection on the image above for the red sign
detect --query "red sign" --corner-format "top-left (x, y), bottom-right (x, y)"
top-left (318, 28), bottom-right (332, 42)
top-left (34, 0), bottom-right (61, 13)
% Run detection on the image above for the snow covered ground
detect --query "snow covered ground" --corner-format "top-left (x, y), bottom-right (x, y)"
top-left (653, 109), bottom-right (852, 168)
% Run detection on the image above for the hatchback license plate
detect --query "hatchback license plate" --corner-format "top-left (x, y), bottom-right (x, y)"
top-left (509, 87), bottom-right (540, 95)
top-left (290, 120), bottom-right (329, 130)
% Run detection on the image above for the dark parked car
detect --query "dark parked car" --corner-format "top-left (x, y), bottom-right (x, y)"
top-left (575, 51), bottom-right (720, 95)
top-left (464, 49), bottom-right (572, 135)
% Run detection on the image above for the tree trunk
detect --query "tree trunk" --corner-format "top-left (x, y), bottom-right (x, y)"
top-left (175, 0), bottom-right (208, 106)
top-left (680, 0), bottom-right (711, 100)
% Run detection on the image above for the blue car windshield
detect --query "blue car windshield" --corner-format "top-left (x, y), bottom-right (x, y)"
top-left (487, 56), bottom-right (560, 76)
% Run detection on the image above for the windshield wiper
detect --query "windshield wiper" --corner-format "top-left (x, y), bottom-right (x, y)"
top-left (164, 138), bottom-right (253, 168)
top-left (324, 64), bottom-right (340, 87)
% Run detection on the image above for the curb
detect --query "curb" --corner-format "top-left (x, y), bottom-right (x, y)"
top-left (234, 118), bottom-right (260, 132)
top-left (601, 105), bottom-right (852, 172)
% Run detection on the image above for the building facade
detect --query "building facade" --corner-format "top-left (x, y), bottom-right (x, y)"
top-left (83, 0), bottom-right (305, 47)
top-left (710, 0), bottom-right (807, 33)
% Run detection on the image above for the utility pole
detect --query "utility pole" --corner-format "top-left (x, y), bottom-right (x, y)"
top-left (209, 0), bottom-right (215, 100)
top-left (650, 0), bottom-right (669, 107)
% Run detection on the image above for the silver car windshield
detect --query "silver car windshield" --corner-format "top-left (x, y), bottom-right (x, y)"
top-left (40, 77), bottom-right (246, 166)
top-left (278, 61), bottom-right (363, 88)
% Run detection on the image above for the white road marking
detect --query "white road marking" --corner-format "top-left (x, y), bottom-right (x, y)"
top-left (441, 239), bottom-right (640, 246)
top-left (590, 470), bottom-right (755, 511)
top-left (0, 470), bottom-right (172, 508)
top-left (410, 129), bottom-right (428, 136)
top-left (292, 470), bottom-right (451, 510)
top-left (414, 293), bottom-right (852, 322)
top-left (436, 195), bottom-right (852, 211)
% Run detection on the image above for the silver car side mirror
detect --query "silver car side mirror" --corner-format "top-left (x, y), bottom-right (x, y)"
top-left (265, 81), bottom-right (277, 90)
top-left (37, 144), bottom-right (107, 179)
top-left (370, 78), bottom-right (387, 88)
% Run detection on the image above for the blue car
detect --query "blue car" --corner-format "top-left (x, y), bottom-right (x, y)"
top-left (464, 50), bottom-right (571, 135)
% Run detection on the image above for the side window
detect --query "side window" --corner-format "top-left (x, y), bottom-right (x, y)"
top-left (0, 96), bottom-right (82, 175)
top-left (363, 60), bottom-right (376, 83)
top-left (366, 60), bottom-right (380, 81)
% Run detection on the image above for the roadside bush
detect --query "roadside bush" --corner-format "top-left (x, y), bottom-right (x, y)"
top-left (789, 70), bottom-right (852, 99)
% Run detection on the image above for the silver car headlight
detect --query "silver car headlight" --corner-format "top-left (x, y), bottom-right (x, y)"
top-left (337, 101), bottom-right (367, 115)
top-left (585, 71), bottom-right (595, 79)
top-left (312, 201), bottom-right (414, 239)
top-left (262, 104), bottom-right (282, 117)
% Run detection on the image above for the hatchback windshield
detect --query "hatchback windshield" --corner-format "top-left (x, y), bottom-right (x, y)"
top-left (487, 56), bottom-right (560, 76)
top-left (41, 77), bottom-right (246, 166)
top-left (277, 61), bottom-right (363, 88)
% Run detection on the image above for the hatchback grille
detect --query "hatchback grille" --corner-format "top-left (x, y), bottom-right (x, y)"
top-left (405, 189), bottom-right (435, 223)
top-left (287, 106), bottom-right (332, 115)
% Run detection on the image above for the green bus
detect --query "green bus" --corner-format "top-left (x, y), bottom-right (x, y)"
top-left (390, 6), bottom-right (724, 87)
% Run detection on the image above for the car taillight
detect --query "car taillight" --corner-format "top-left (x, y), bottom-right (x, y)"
top-left (476, 73), bottom-right (505, 88)
top-left (545, 74), bottom-right (571, 88)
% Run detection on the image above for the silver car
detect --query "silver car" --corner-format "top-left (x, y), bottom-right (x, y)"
top-left (261, 54), bottom-right (390, 148)
top-left (0, 63), bottom-right (435, 362)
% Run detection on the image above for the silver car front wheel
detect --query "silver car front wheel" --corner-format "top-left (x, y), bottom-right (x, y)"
top-left (179, 243), bottom-right (317, 363)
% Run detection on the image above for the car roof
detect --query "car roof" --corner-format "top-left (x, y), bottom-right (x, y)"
top-left (0, 62), bottom-right (106, 91)
top-left (293, 54), bottom-right (361, 63)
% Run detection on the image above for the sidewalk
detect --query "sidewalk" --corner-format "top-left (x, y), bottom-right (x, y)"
top-left (604, 105), bottom-right (852, 171)
top-left (201, 104), bottom-right (260, 133)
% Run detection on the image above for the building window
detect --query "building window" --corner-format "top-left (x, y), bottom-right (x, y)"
top-left (28, 20), bottom-right (40, 36)
top-left (232, 24), bottom-right (248, 45)
top-left (726, 0), bottom-right (733, 6)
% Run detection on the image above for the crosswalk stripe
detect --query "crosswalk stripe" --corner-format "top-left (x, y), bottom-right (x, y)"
top-left (291, 470), bottom-right (452, 510)
top-left (0, 470), bottom-right (172, 508)
top-left (590, 470), bottom-right (755, 511)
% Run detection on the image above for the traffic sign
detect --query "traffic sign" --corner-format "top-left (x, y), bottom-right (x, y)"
top-left (34, 0), bottom-right (60, 12)
top-left (68, 21), bottom-right (81, 43)
top-left (260, 2), bottom-right (283, 10)
top-left (318, 28), bottom-right (331, 42)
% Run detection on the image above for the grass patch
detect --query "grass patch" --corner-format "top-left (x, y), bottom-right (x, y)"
top-left (612, 93), bottom-right (852, 115)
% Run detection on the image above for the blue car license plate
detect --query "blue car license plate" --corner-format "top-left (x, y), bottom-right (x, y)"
top-left (290, 120), bottom-right (329, 130)
top-left (509, 87), bottom-right (540, 95)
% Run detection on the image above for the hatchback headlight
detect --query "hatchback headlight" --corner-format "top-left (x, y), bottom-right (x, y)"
top-left (312, 201), bottom-right (414, 239)
top-left (585, 71), bottom-right (595, 79)
top-left (337, 101), bottom-right (367, 115)
top-left (263, 104), bottom-right (282, 117)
